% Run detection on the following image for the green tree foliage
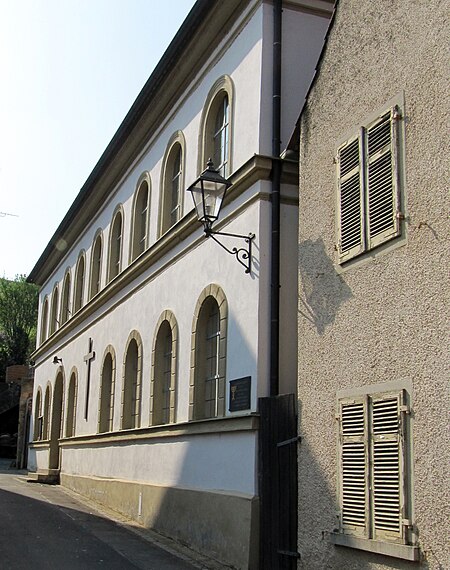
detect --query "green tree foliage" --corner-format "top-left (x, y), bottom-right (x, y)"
top-left (0, 276), bottom-right (39, 378)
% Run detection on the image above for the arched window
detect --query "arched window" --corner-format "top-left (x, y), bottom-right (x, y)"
top-left (49, 285), bottom-right (59, 335)
top-left (199, 76), bottom-right (234, 177)
top-left (65, 370), bottom-right (77, 437)
top-left (150, 311), bottom-right (178, 426)
top-left (60, 271), bottom-right (71, 325)
top-left (42, 385), bottom-right (51, 440)
top-left (160, 133), bottom-right (185, 236)
top-left (99, 347), bottom-right (116, 433)
top-left (73, 253), bottom-right (85, 312)
top-left (108, 208), bottom-right (123, 282)
top-left (131, 175), bottom-right (150, 261)
top-left (89, 232), bottom-right (103, 299)
top-left (190, 285), bottom-right (228, 420)
top-left (33, 388), bottom-right (42, 440)
top-left (212, 94), bottom-right (229, 176)
top-left (121, 332), bottom-right (142, 430)
top-left (40, 297), bottom-right (49, 344)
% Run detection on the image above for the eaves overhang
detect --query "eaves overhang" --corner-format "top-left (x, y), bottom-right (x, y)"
top-left (27, 0), bottom-right (247, 287)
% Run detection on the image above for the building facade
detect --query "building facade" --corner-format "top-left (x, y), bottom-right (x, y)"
top-left (296, 0), bottom-right (449, 568)
top-left (27, 1), bottom-right (332, 568)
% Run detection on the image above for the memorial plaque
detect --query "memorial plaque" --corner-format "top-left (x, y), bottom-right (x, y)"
top-left (229, 376), bottom-right (251, 412)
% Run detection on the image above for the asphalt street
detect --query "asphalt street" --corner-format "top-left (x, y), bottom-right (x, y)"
top-left (0, 458), bottom-right (201, 570)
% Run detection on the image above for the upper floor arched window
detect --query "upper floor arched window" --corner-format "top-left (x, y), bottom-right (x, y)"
top-left (40, 297), bottom-right (49, 344)
top-left (131, 175), bottom-right (150, 261)
top-left (60, 270), bottom-right (71, 325)
top-left (160, 132), bottom-right (185, 236)
top-left (73, 252), bottom-right (86, 313)
top-left (108, 208), bottom-right (123, 282)
top-left (49, 285), bottom-right (59, 335)
top-left (198, 76), bottom-right (234, 178)
top-left (89, 231), bottom-right (103, 299)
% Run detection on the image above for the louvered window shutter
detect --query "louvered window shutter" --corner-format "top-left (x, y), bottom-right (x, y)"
top-left (337, 135), bottom-right (365, 262)
top-left (365, 107), bottom-right (401, 249)
top-left (339, 397), bottom-right (369, 537)
top-left (369, 391), bottom-right (405, 542)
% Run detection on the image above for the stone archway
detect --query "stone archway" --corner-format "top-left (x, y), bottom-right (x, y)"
top-left (49, 372), bottom-right (64, 470)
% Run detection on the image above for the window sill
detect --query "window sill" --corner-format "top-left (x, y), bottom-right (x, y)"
top-left (330, 533), bottom-right (420, 561)
top-left (58, 414), bottom-right (260, 447)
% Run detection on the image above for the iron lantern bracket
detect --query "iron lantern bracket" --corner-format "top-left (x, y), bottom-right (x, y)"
top-left (204, 227), bottom-right (255, 274)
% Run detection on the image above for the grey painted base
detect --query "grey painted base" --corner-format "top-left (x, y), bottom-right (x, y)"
top-left (61, 473), bottom-right (259, 569)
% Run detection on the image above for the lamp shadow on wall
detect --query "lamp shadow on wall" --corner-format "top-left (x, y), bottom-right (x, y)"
top-left (298, 238), bottom-right (352, 335)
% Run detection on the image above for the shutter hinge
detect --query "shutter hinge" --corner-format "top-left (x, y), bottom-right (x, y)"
top-left (396, 211), bottom-right (405, 220)
top-left (400, 405), bottom-right (411, 414)
top-left (402, 519), bottom-right (413, 527)
top-left (335, 414), bottom-right (340, 421)
top-left (277, 435), bottom-right (301, 448)
top-left (277, 549), bottom-right (301, 559)
top-left (393, 108), bottom-right (402, 121)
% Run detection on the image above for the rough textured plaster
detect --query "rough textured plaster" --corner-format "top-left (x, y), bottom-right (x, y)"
top-left (297, 1), bottom-right (449, 569)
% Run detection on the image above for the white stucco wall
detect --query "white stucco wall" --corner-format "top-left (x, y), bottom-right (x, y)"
top-left (29, 4), bottom-right (330, 525)
top-left (34, 194), bottom-right (262, 436)
top-left (61, 430), bottom-right (257, 496)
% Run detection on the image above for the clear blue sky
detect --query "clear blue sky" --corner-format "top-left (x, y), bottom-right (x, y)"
top-left (0, 0), bottom-right (195, 280)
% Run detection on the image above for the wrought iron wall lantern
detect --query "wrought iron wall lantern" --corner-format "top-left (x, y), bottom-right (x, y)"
top-left (186, 159), bottom-right (255, 274)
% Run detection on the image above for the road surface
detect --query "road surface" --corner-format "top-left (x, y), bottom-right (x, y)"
top-left (0, 458), bottom-right (202, 570)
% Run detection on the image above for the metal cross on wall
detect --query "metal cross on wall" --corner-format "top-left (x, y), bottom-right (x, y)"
top-left (84, 337), bottom-right (95, 419)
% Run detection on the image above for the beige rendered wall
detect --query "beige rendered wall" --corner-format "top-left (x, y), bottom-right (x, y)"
top-left (297, 1), bottom-right (449, 569)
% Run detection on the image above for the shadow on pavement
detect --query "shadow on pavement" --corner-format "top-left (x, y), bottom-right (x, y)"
top-left (0, 471), bottom-right (197, 570)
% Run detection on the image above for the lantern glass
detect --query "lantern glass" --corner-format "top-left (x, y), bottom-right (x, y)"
top-left (190, 183), bottom-right (205, 221)
top-left (202, 179), bottom-right (227, 222)
top-left (187, 159), bottom-right (231, 228)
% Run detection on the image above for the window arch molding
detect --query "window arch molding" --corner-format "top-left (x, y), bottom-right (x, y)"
top-left (89, 228), bottom-right (103, 299)
top-left (73, 250), bottom-right (86, 313)
top-left (158, 131), bottom-right (186, 237)
top-left (60, 268), bottom-right (72, 325)
top-left (129, 172), bottom-right (151, 263)
top-left (98, 345), bottom-right (116, 433)
top-left (65, 367), bottom-right (78, 438)
top-left (197, 75), bottom-right (234, 177)
top-left (40, 296), bottom-right (49, 345)
top-left (108, 205), bottom-right (124, 283)
top-left (189, 284), bottom-right (228, 421)
top-left (150, 310), bottom-right (178, 426)
top-left (121, 330), bottom-right (143, 430)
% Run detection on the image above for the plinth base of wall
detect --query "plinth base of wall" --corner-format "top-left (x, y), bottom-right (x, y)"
top-left (27, 469), bottom-right (60, 484)
top-left (60, 472), bottom-right (259, 569)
